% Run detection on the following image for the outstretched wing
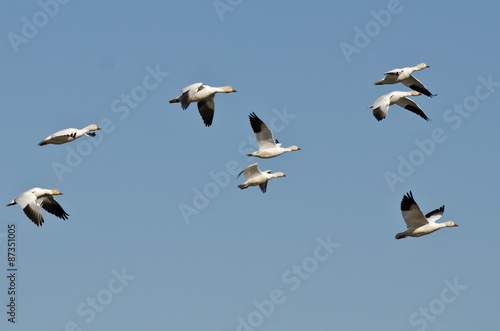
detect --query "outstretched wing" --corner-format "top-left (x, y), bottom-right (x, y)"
top-left (425, 206), bottom-right (444, 223)
top-left (371, 94), bottom-right (391, 121)
top-left (403, 76), bottom-right (434, 97)
top-left (396, 97), bottom-right (429, 121)
top-left (38, 195), bottom-right (69, 221)
top-left (249, 112), bottom-right (276, 149)
top-left (13, 191), bottom-right (43, 226)
top-left (400, 191), bottom-right (429, 228)
top-left (238, 163), bottom-right (261, 180)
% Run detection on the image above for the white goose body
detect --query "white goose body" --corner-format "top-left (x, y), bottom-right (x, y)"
top-left (38, 124), bottom-right (101, 146)
top-left (396, 191), bottom-right (458, 239)
top-left (370, 91), bottom-right (428, 121)
top-left (246, 112), bottom-right (300, 158)
top-left (374, 63), bottom-right (435, 97)
top-left (237, 163), bottom-right (286, 193)
top-left (169, 82), bottom-right (237, 127)
top-left (7, 187), bottom-right (69, 226)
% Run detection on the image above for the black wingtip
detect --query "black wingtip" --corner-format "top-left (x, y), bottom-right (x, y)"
top-left (248, 112), bottom-right (263, 133)
top-left (401, 191), bottom-right (416, 211)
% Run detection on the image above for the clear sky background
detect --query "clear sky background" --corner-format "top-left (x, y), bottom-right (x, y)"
top-left (1, 1), bottom-right (499, 330)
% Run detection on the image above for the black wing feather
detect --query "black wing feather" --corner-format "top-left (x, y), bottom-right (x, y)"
top-left (408, 84), bottom-right (434, 97)
top-left (425, 205), bottom-right (445, 218)
top-left (40, 196), bottom-right (69, 220)
top-left (373, 107), bottom-right (386, 121)
top-left (198, 99), bottom-right (214, 127)
top-left (404, 104), bottom-right (430, 121)
top-left (249, 112), bottom-right (264, 133)
top-left (23, 206), bottom-right (44, 227)
top-left (259, 181), bottom-right (268, 193)
top-left (400, 191), bottom-right (417, 211)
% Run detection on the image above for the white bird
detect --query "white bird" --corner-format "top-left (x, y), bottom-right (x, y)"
top-left (169, 82), bottom-right (237, 127)
top-left (396, 191), bottom-right (458, 239)
top-left (247, 112), bottom-right (300, 158)
top-left (7, 188), bottom-right (69, 226)
top-left (369, 91), bottom-right (428, 121)
top-left (237, 163), bottom-right (286, 193)
top-left (38, 124), bottom-right (101, 146)
top-left (374, 63), bottom-right (436, 97)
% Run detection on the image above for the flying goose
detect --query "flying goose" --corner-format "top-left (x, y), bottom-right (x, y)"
top-left (370, 91), bottom-right (428, 121)
top-left (237, 163), bottom-right (286, 193)
top-left (396, 191), bottom-right (458, 239)
top-left (7, 188), bottom-right (69, 226)
top-left (247, 112), bottom-right (300, 158)
top-left (169, 82), bottom-right (237, 127)
top-left (374, 63), bottom-right (436, 97)
top-left (38, 124), bottom-right (101, 146)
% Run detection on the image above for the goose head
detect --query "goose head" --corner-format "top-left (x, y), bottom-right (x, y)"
top-left (410, 91), bottom-right (422, 97)
top-left (51, 189), bottom-right (63, 195)
top-left (87, 124), bottom-right (102, 131)
top-left (416, 63), bottom-right (430, 70)
top-left (223, 86), bottom-right (237, 93)
top-left (445, 221), bottom-right (459, 227)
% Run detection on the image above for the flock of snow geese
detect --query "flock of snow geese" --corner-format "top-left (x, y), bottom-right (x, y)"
top-left (6, 63), bottom-right (458, 239)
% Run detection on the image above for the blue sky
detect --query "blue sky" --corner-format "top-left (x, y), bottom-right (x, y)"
top-left (1, 0), bottom-right (499, 330)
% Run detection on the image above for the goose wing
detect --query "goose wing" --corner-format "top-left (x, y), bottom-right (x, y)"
top-left (371, 94), bottom-right (391, 121)
top-left (425, 206), bottom-right (444, 223)
top-left (38, 195), bottom-right (69, 220)
top-left (197, 94), bottom-right (215, 127)
top-left (403, 75), bottom-right (434, 97)
top-left (249, 113), bottom-right (276, 149)
top-left (396, 97), bottom-right (429, 121)
top-left (238, 163), bottom-right (261, 180)
top-left (384, 68), bottom-right (403, 76)
top-left (38, 128), bottom-right (80, 145)
top-left (15, 192), bottom-right (44, 226)
top-left (259, 182), bottom-right (268, 193)
top-left (179, 82), bottom-right (203, 109)
top-left (401, 191), bottom-right (429, 228)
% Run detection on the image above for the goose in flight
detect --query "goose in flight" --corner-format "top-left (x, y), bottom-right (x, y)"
top-left (237, 163), bottom-right (286, 193)
top-left (374, 63), bottom-right (436, 97)
top-left (370, 91), bottom-right (428, 121)
top-left (7, 188), bottom-right (69, 226)
top-left (247, 112), bottom-right (300, 158)
top-left (169, 82), bottom-right (237, 127)
top-left (38, 124), bottom-right (101, 146)
top-left (396, 191), bottom-right (458, 239)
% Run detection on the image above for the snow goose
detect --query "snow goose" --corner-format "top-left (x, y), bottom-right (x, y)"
top-left (247, 112), bottom-right (300, 158)
top-left (237, 163), bottom-right (286, 193)
top-left (169, 82), bottom-right (237, 127)
top-left (396, 191), bottom-right (458, 239)
top-left (7, 188), bottom-right (69, 226)
top-left (369, 91), bottom-right (428, 121)
top-left (374, 63), bottom-right (436, 97)
top-left (38, 124), bottom-right (101, 146)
